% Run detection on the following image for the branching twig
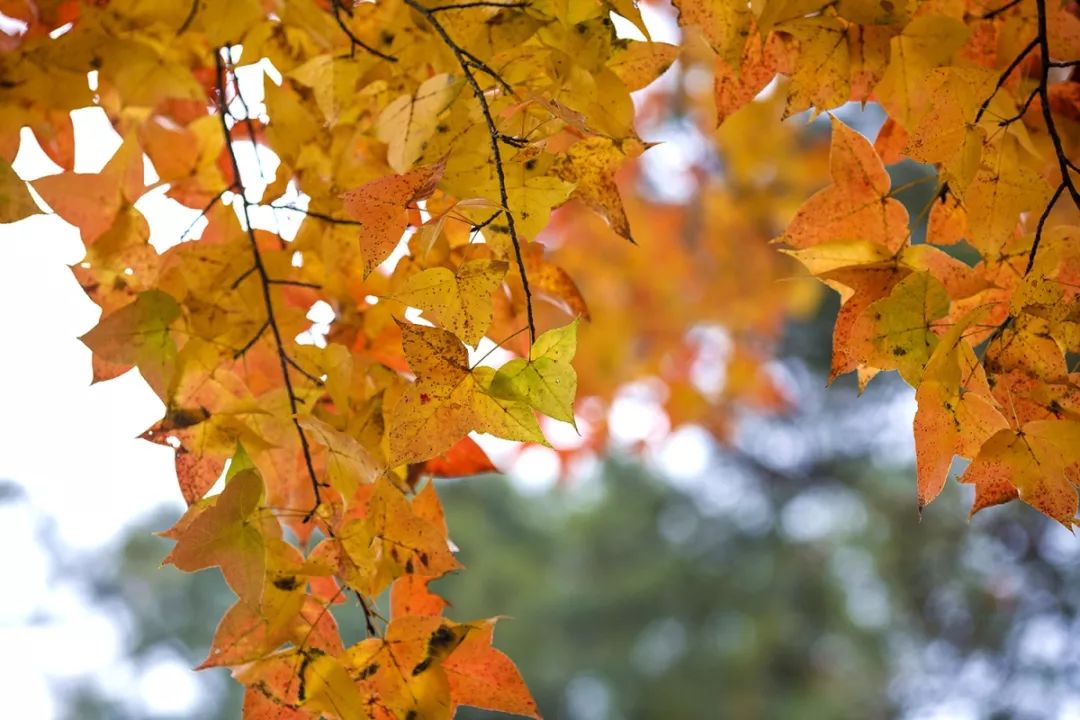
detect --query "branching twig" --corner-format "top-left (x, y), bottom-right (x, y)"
top-left (233, 320), bottom-right (270, 358)
top-left (1035, 0), bottom-right (1080, 207)
top-left (354, 590), bottom-right (381, 638)
top-left (979, 0), bottom-right (1023, 20)
top-left (180, 185), bottom-right (237, 242)
top-left (1021, 0), bottom-right (1080, 272)
top-left (996, 86), bottom-right (1038, 126)
top-left (428, 1), bottom-right (530, 11)
top-left (330, 0), bottom-right (398, 62)
top-left (405, 0), bottom-right (536, 342)
top-left (1024, 182), bottom-right (1065, 275)
top-left (974, 36), bottom-right (1038, 124)
top-left (178, 0), bottom-right (198, 33)
top-left (268, 278), bottom-right (323, 289)
top-left (214, 49), bottom-right (325, 518)
top-left (268, 204), bottom-right (363, 226)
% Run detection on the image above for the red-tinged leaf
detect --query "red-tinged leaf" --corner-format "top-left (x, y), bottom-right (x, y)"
top-left (342, 161), bottom-right (446, 277)
top-left (391, 574), bottom-right (448, 619)
top-left (445, 620), bottom-right (541, 719)
top-left (242, 688), bottom-right (308, 720)
top-left (960, 421), bottom-right (1080, 526)
top-left (779, 116), bottom-right (909, 254)
top-left (422, 436), bottom-right (497, 479)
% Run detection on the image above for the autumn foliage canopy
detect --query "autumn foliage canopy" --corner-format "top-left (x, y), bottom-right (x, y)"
top-left (1, 0), bottom-right (1078, 716)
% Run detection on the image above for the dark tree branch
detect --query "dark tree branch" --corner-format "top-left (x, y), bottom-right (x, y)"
top-left (979, 0), bottom-right (1023, 19)
top-left (428, 1), bottom-right (530, 11)
top-left (353, 590), bottom-right (381, 638)
top-left (405, 0), bottom-right (536, 342)
top-left (178, 0), bottom-right (198, 33)
top-left (231, 264), bottom-right (257, 290)
top-left (1035, 0), bottom-right (1080, 205)
top-left (286, 355), bottom-right (325, 386)
top-left (996, 86), bottom-right (1038, 126)
top-left (974, 36), bottom-right (1038, 124)
top-left (1024, 182), bottom-right (1065, 275)
top-left (330, 0), bottom-right (398, 62)
top-left (233, 319), bottom-right (270, 358)
top-left (268, 203), bottom-right (363, 226)
top-left (267, 278), bottom-right (323, 289)
top-left (180, 185), bottom-right (237, 242)
top-left (214, 49), bottom-right (325, 519)
top-left (1026, 0), bottom-right (1080, 272)
top-left (224, 58), bottom-right (265, 180)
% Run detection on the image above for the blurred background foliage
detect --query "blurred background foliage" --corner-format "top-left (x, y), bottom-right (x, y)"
top-left (18, 296), bottom-right (1080, 720)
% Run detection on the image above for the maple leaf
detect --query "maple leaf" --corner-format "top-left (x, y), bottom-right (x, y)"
top-left (445, 620), bottom-right (541, 719)
top-left (344, 616), bottom-right (470, 720)
top-left (778, 116), bottom-right (909, 254)
top-left (416, 436), bottom-right (497, 480)
top-left (912, 309), bottom-right (1010, 509)
top-left (342, 161), bottom-right (446, 277)
top-left (491, 319), bottom-right (580, 426)
top-left (393, 259), bottom-right (508, 347)
top-left (960, 420), bottom-right (1080, 526)
top-left (387, 321), bottom-right (545, 467)
top-left (15, 0), bottom-right (1080, 714)
top-left (79, 289), bottom-right (181, 395)
top-left (163, 470), bottom-right (277, 605)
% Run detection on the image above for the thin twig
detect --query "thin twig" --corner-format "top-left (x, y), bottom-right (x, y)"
top-left (231, 264), bottom-right (257, 290)
top-left (233, 319), bottom-right (270, 358)
top-left (428, 1), bottom-right (530, 11)
top-left (353, 590), bottom-right (381, 638)
top-left (979, 0), bottom-right (1023, 19)
top-left (405, 0), bottom-right (536, 342)
top-left (996, 86), bottom-right (1038, 126)
top-left (180, 186), bottom-right (236, 242)
top-left (214, 49), bottom-right (325, 519)
top-left (267, 278), bottom-right (323, 289)
top-left (286, 355), bottom-right (325, 385)
top-left (178, 0), bottom-right (198, 33)
top-left (1035, 0), bottom-right (1080, 208)
top-left (330, 0), bottom-right (398, 62)
top-left (1024, 182), bottom-right (1065, 275)
top-left (974, 36), bottom-right (1038, 124)
top-left (225, 58), bottom-right (265, 180)
top-left (268, 204), bottom-right (363, 226)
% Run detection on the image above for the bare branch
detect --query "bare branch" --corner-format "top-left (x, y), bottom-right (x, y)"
top-left (974, 36), bottom-right (1038, 124)
top-left (405, 0), bottom-right (537, 342)
top-left (214, 49), bottom-right (325, 516)
top-left (233, 319), bottom-right (270, 358)
top-left (330, 0), bottom-right (398, 62)
top-left (428, 1), bottom-right (530, 11)
top-left (1024, 182), bottom-right (1065, 275)
top-left (979, 0), bottom-right (1023, 19)
top-left (286, 355), bottom-right (325, 386)
top-left (231, 264), bottom-right (257, 290)
top-left (180, 185), bottom-right (237, 242)
top-left (267, 278), bottom-right (323, 289)
top-left (1034, 0), bottom-right (1080, 207)
top-left (178, 0), bottom-right (198, 33)
top-left (268, 204), bottom-right (363, 226)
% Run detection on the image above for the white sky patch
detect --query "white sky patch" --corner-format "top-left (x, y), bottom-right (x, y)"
top-left (608, 379), bottom-right (671, 446)
top-left (652, 424), bottom-right (712, 481)
top-left (510, 445), bottom-right (561, 494)
top-left (135, 649), bottom-right (206, 717)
